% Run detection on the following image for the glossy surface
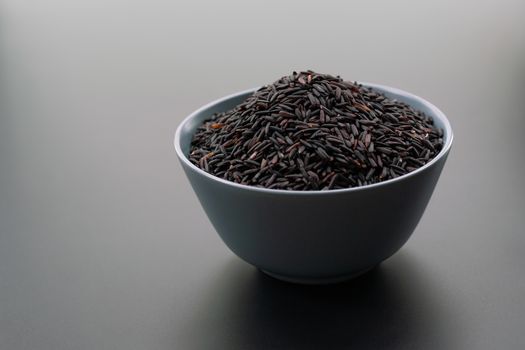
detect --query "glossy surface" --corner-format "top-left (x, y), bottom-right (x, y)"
top-left (175, 86), bottom-right (452, 283)
top-left (1, 0), bottom-right (525, 349)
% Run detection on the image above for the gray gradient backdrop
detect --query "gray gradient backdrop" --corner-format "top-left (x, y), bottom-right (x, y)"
top-left (1, 1), bottom-right (525, 349)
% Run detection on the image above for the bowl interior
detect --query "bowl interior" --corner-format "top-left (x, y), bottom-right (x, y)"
top-left (175, 84), bottom-right (453, 191)
top-left (178, 91), bottom-right (253, 156)
top-left (369, 83), bottom-right (451, 135)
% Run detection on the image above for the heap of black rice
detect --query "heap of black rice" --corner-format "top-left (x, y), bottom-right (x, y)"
top-left (189, 71), bottom-right (443, 190)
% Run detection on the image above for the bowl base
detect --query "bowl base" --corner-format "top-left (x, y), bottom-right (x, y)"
top-left (260, 266), bottom-right (376, 285)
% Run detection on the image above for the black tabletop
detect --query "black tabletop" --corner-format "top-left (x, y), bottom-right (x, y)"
top-left (1, 1), bottom-right (525, 349)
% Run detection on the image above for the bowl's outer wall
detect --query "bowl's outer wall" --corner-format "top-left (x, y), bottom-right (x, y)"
top-left (177, 88), bottom-right (451, 279)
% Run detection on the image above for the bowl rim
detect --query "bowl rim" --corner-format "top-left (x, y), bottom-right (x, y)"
top-left (174, 83), bottom-right (453, 195)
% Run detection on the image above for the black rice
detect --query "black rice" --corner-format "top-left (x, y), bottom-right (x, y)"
top-left (189, 70), bottom-right (443, 191)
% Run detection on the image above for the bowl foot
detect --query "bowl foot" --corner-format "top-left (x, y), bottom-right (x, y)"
top-left (260, 266), bottom-right (376, 285)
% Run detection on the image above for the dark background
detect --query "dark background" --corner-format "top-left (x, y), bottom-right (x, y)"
top-left (1, 1), bottom-right (524, 349)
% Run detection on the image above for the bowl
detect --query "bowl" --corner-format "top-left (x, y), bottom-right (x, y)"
top-left (174, 83), bottom-right (453, 284)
